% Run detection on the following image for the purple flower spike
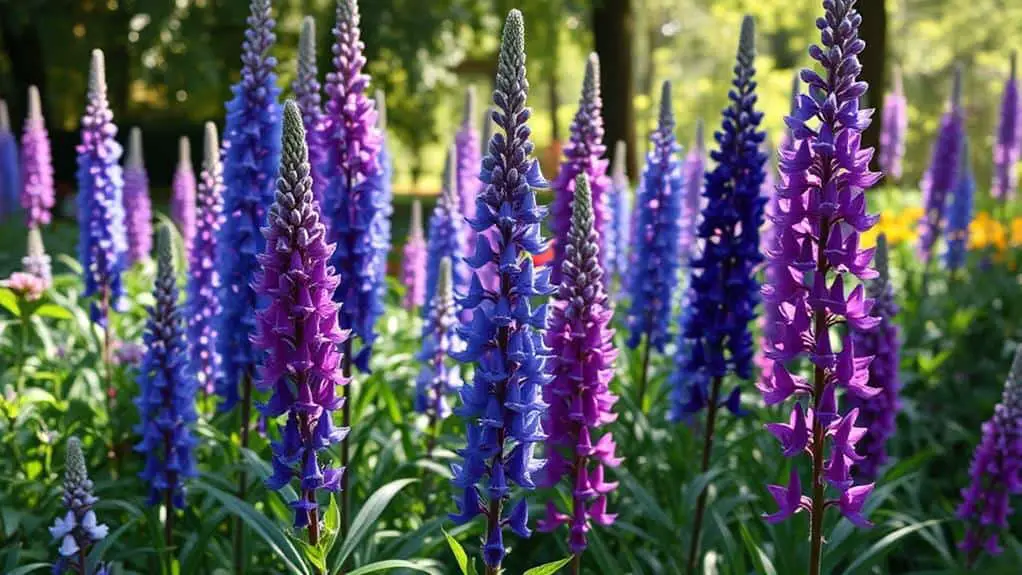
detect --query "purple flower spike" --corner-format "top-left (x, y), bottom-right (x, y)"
top-left (0, 100), bottom-right (19, 222)
top-left (415, 257), bottom-right (463, 422)
top-left (604, 140), bottom-right (631, 284)
top-left (538, 174), bottom-right (620, 555)
top-left (847, 235), bottom-right (901, 481)
top-left (217, 0), bottom-right (282, 409)
top-left (171, 136), bottom-right (197, 253)
top-left (135, 225), bottom-right (199, 509)
top-left (957, 345), bottom-right (1022, 564)
top-left (679, 120), bottom-right (705, 264)
top-left (77, 49), bottom-right (127, 325)
top-left (294, 16), bottom-right (329, 207)
top-left (401, 199), bottom-right (427, 311)
top-left (323, 0), bottom-right (387, 371)
top-left (551, 54), bottom-right (610, 285)
top-left (760, 0), bottom-right (883, 556)
top-left (123, 127), bottom-right (153, 264)
top-left (945, 139), bottom-right (975, 271)
top-left (20, 86), bottom-right (54, 228)
top-left (49, 437), bottom-right (109, 575)
top-left (424, 147), bottom-right (468, 318)
top-left (457, 86), bottom-right (482, 247)
top-left (993, 52), bottom-right (1020, 201)
top-left (918, 67), bottom-right (964, 264)
top-left (188, 123), bottom-right (225, 396)
top-left (879, 68), bottom-right (908, 181)
top-left (255, 101), bottom-right (350, 532)
top-left (449, 10), bottom-right (552, 570)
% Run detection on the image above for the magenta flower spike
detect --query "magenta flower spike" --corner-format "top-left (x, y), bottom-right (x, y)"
top-left (401, 199), bottom-right (427, 311)
top-left (123, 127), bottom-right (153, 264)
top-left (992, 52), bottom-right (1020, 201)
top-left (759, 2), bottom-right (883, 573)
top-left (879, 68), bottom-right (908, 182)
top-left (551, 54), bottom-right (610, 285)
top-left (171, 136), bottom-right (197, 252)
top-left (538, 174), bottom-right (620, 558)
top-left (20, 86), bottom-right (55, 228)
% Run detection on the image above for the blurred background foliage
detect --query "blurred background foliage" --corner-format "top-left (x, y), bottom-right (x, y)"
top-left (1, 0), bottom-right (1020, 197)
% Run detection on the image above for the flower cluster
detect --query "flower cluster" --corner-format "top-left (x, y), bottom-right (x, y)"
top-left (323, 0), bottom-right (387, 371)
top-left (50, 437), bottom-right (109, 574)
top-left (551, 54), bottom-right (609, 284)
top-left (604, 140), bottom-right (630, 283)
top-left (374, 89), bottom-right (394, 324)
top-left (217, 0), bottom-right (282, 409)
top-left (992, 52), bottom-right (1020, 201)
top-left (77, 49), bottom-right (127, 324)
top-left (424, 148), bottom-right (468, 318)
top-left (760, 0), bottom-right (882, 530)
top-left (256, 101), bottom-right (350, 531)
top-left (918, 68), bottom-right (964, 264)
top-left (879, 69), bottom-right (908, 181)
top-left (123, 127), bottom-right (153, 264)
top-left (401, 199), bottom-right (427, 310)
top-left (846, 235), bottom-right (901, 481)
top-left (188, 123), bottom-right (225, 396)
top-left (626, 82), bottom-right (683, 352)
top-left (957, 345), bottom-right (1022, 562)
top-left (171, 136), bottom-right (196, 252)
top-left (20, 86), bottom-right (54, 228)
top-left (538, 174), bottom-right (620, 554)
top-left (0, 99), bottom-right (18, 221)
top-left (415, 257), bottom-right (462, 420)
top-left (672, 16), bottom-right (766, 420)
top-left (294, 16), bottom-right (328, 206)
top-left (135, 224), bottom-right (199, 509)
top-left (3, 271), bottom-right (46, 302)
top-left (456, 87), bottom-right (482, 249)
top-left (23, 225), bottom-right (52, 287)
top-left (449, 10), bottom-right (553, 569)
top-left (679, 120), bottom-right (705, 264)
top-left (945, 139), bottom-right (975, 271)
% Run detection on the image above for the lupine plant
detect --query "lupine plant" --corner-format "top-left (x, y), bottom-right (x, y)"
top-left (424, 148), bottom-right (467, 318)
top-left (187, 122), bottom-right (225, 397)
top-left (945, 138), bottom-right (975, 272)
top-left (456, 87), bottom-right (482, 249)
top-left (450, 9), bottom-right (553, 572)
top-left (256, 100), bottom-right (350, 541)
top-left (551, 53), bottom-right (609, 284)
top-left (671, 17), bottom-right (766, 573)
top-left (957, 345), bottom-right (1022, 565)
top-left (20, 85), bottom-right (55, 228)
top-left (294, 15), bottom-right (328, 206)
top-left (679, 119), bottom-right (705, 264)
top-left (0, 99), bottom-right (18, 221)
top-left (847, 234), bottom-right (901, 481)
top-left (759, 3), bottom-right (883, 574)
top-left (123, 127), bottom-right (153, 265)
top-left (416, 256), bottom-right (462, 457)
top-left (50, 437), bottom-right (109, 575)
top-left (918, 67), bottom-right (964, 266)
top-left (402, 198), bottom-right (427, 311)
top-left (879, 68), bottom-right (908, 182)
top-left (171, 136), bottom-right (196, 253)
top-left (134, 224), bottom-right (198, 547)
top-left (374, 88), bottom-right (394, 320)
top-left (626, 81), bottom-right (682, 408)
top-left (992, 52), bottom-right (1020, 202)
top-left (538, 174), bottom-right (620, 570)
top-left (604, 140), bottom-right (630, 286)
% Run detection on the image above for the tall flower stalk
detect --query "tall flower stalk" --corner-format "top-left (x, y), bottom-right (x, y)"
top-left (49, 437), bottom-right (109, 575)
top-left (457, 87), bottom-right (482, 250)
top-left (256, 101), bottom-right (350, 553)
top-left (918, 67), bottom-right (964, 267)
top-left (424, 148), bottom-right (467, 318)
top-left (625, 81), bottom-right (683, 409)
top-left (294, 15), bottom-right (328, 206)
top-left (679, 120), bottom-right (705, 265)
top-left (188, 123), bottom-right (225, 398)
top-left (945, 139), bottom-right (975, 272)
top-left (135, 224), bottom-right (198, 549)
top-left (449, 10), bottom-right (552, 572)
top-left (401, 199), bottom-right (427, 311)
top-left (879, 68), bottom-right (908, 182)
top-left (20, 85), bottom-right (55, 228)
top-left (123, 127), bottom-right (153, 264)
top-left (0, 99), bottom-right (18, 222)
top-left (957, 345), bottom-right (1022, 566)
top-left (323, 0), bottom-right (386, 533)
top-left (172, 136), bottom-right (197, 253)
top-left (604, 140), bottom-right (630, 288)
top-left (416, 257), bottom-right (462, 457)
top-left (992, 52), bottom-right (1020, 202)
top-left (24, 225), bottom-right (52, 287)
top-left (551, 54), bottom-right (609, 284)
top-left (374, 88), bottom-right (394, 320)
top-left (759, 3), bottom-right (883, 574)
top-left (673, 18), bottom-right (766, 573)
top-left (538, 174), bottom-right (620, 572)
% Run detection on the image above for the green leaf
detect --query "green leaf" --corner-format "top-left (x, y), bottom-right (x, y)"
top-left (322, 494), bottom-right (342, 556)
top-left (34, 303), bottom-right (73, 320)
top-left (345, 559), bottom-right (440, 575)
top-left (193, 480), bottom-right (310, 575)
top-left (443, 528), bottom-right (472, 575)
top-left (4, 564), bottom-right (51, 575)
top-left (839, 519), bottom-right (945, 575)
top-left (523, 556), bottom-right (573, 575)
top-left (295, 536), bottom-right (327, 572)
top-left (331, 478), bottom-right (418, 574)
top-left (0, 289), bottom-right (20, 317)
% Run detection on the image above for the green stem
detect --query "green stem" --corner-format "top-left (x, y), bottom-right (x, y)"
top-left (636, 336), bottom-right (653, 412)
top-left (686, 376), bottom-right (724, 575)
top-left (14, 306), bottom-right (28, 394)
top-left (233, 371), bottom-right (253, 575)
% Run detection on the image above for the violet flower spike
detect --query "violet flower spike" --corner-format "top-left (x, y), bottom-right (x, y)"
top-left (20, 86), bottom-right (55, 228)
top-left (171, 136), bottom-right (197, 253)
top-left (759, 2), bottom-right (882, 573)
top-left (603, 140), bottom-right (630, 285)
top-left (945, 138), bottom-right (975, 272)
top-left (679, 120), bottom-right (705, 265)
top-left (415, 257), bottom-right (463, 443)
top-left (918, 66), bottom-right (964, 265)
top-left (0, 99), bottom-right (19, 222)
top-left (255, 100), bottom-right (350, 536)
top-left (424, 147), bottom-right (468, 319)
top-left (123, 127), bottom-right (153, 264)
top-left (551, 53), bottom-right (610, 284)
top-left (992, 52), bottom-right (1020, 201)
top-left (457, 86), bottom-right (482, 250)
top-left (294, 16), bottom-right (329, 207)
top-left (957, 345), bottom-right (1022, 564)
top-left (448, 10), bottom-right (553, 570)
top-left (537, 174), bottom-right (620, 556)
top-left (49, 437), bottom-right (109, 575)
top-left (401, 199), bottom-right (427, 311)
top-left (879, 67), bottom-right (908, 182)
top-left (188, 123), bottom-right (225, 396)
top-left (374, 88), bottom-right (395, 323)
top-left (77, 49), bottom-right (127, 325)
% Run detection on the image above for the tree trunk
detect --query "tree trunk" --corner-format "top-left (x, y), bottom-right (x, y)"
top-left (859, 0), bottom-right (887, 171)
top-left (592, 0), bottom-right (637, 180)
